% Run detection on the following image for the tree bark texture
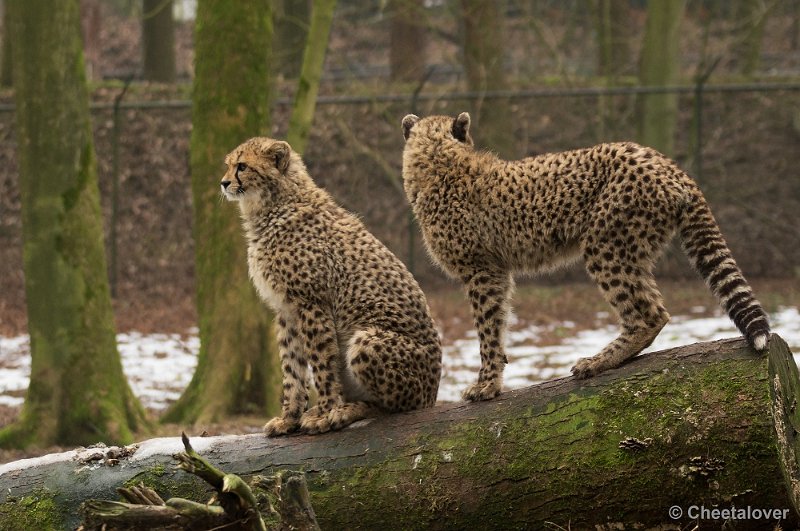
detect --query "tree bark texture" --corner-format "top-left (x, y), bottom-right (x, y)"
top-left (142, 0), bottom-right (177, 82)
top-left (0, 0), bottom-right (147, 449)
top-left (637, 0), bottom-right (686, 157)
top-left (286, 0), bottom-right (337, 156)
top-left (1, 336), bottom-right (798, 529)
top-left (162, 0), bottom-right (281, 424)
top-left (460, 0), bottom-right (514, 159)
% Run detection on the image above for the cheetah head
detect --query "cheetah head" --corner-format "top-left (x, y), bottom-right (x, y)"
top-left (221, 137), bottom-right (300, 208)
top-left (401, 112), bottom-right (474, 147)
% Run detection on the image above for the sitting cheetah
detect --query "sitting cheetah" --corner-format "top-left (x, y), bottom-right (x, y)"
top-left (401, 112), bottom-right (769, 400)
top-left (221, 137), bottom-right (441, 435)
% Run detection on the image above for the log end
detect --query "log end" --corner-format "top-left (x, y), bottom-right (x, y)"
top-left (769, 334), bottom-right (800, 514)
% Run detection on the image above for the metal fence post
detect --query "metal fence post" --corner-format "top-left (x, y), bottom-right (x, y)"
top-left (110, 80), bottom-right (131, 298)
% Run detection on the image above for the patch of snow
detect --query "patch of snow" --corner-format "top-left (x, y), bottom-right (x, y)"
top-left (437, 306), bottom-right (800, 402)
top-left (0, 448), bottom-right (83, 476)
top-left (131, 435), bottom-right (216, 461)
top-left (0, 307), bottom-right (798, 410)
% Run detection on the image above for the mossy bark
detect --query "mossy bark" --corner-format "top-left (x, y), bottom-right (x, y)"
top-left (285, 0), bottom-right (337, 156)
top-left (0, 0), bottom-right (147, 449)
top-left (637, 0), bottom-right (686, 157)
top-left (1, 337), bottom-right (797, 529)
top-left (161, 0), bottom-right (281, 425)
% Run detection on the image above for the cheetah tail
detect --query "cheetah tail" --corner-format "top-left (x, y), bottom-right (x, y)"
top-left (678, 190), bottom-right (770, 351)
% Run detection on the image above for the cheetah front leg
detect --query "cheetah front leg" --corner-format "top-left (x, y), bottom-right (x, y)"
top-left (264, 313), bottom-right (309, 436)
top-left (295, 304), bottom-right (351, 434)
top-left (461, 270), bottom-right (513, 401)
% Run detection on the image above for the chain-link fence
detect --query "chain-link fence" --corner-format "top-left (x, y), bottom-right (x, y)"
top-left (1, 82), bottom-right (798, 318)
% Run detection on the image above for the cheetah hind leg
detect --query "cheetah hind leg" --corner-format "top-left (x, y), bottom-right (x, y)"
top-left (572, 269), bottom-right (669, 378)
top-left (299, 326), bottom-right (437, 434)
top-left (347, 327), bottom-right (439, 411)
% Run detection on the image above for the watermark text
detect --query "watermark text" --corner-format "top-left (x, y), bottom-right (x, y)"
top-left (669, 505), bottom-right (790, 521)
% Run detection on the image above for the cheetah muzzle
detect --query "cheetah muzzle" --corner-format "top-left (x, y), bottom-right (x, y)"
top-left (222, 137), bottom-right (442, 435)
top-left (401, 112), bottom-right (769, 399)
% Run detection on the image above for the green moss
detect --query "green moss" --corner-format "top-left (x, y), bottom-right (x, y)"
top-left (306, 353), bottom-right (787, 529)
top-left (0, 491), bottom-right (63, 531)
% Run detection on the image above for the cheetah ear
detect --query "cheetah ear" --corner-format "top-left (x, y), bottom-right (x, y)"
top-left (452, 112), bottom-right (470, 143)
top-left (266, 141), bottom-right (291, 173)
top-left (402, 114), bottom-right (419, 141)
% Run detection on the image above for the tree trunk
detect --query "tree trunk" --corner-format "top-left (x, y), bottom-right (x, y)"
top-left (0, 0), bottom-right (148, 449)
top-left (389, 0), bottom-right (426, 83)
top-left (2, 336), bottom-right (798, 529)
top-left (593, 0), bottom-right (631, 140)
top-left (286, 0), bottom-right (337, 156)
top-left (593, 0), bottom-right (630, 80)
top-left (460, 0), bottom-right (514, 159)
top-left (1, 1), bottom-right (12, 88)
top-left (273, 0), bottom-right (310, 80)
top-left (637, 0), bottom-right (686, 157)
top-left (141, 0), bottom-right (176, 82)
top-left (733, 0), bottom-right (774, 77)
top-left (161, 0), bottom-right (281, 425)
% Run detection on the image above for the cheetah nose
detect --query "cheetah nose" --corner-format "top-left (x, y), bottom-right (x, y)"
top-left (221, 180), bottom-right (231, 190)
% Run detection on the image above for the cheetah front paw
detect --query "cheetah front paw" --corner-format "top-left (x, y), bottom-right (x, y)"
top-left (263, 415), bottom-right (300, 437)
top-left (571, 356), bottom-right (611, 379)
top-left (462, 378), bottom-right (502, 401)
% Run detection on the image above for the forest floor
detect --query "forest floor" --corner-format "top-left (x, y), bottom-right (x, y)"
top-left (0, 277), bottom-right (798, 464)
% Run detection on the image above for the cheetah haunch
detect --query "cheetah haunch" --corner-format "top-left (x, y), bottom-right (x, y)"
top-left (222, 137), bottom-right (441, 435)
top-left (401, 112), bottom-right (769, 400)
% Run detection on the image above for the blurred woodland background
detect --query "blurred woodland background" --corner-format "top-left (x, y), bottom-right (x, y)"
top-left (1, 1), bottom-right (799, 335)
top-left (0, 0), bottom-right (799, 452)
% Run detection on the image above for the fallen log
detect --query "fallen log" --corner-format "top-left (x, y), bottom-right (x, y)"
top-left (1, 335), bottom-right (798, 530)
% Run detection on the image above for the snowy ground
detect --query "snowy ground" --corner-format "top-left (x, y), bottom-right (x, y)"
top-left (1, 307), bottom-right (799, 409)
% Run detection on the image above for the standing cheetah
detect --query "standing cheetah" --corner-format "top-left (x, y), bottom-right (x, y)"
top-left (401, 112), bottom-right (769, 401)
top-left (221, 137), bottom-right (441, 435)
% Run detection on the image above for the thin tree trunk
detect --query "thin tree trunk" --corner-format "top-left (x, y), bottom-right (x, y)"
top-left (637, 0), bottom-right (686, 157)
top-left (0, 0), bottom-right (147, 448)
top-left (593, 0), bottom-right (630, 140)
top-left (3, 336), bottom-right (798, 529)
top-left (286, 0), bottom-right (337, 156)
top-left (389, 0), bottom-right (426, 83)
top-left (734, 0), bottom-right (775, 77)
top-left (594, 0), bottom-right (630, 80)
top-left (141, 0), bottom-right (176, 82)
top-left (460, 0), bottom-right (514, 158)
top-left (273, 0), bottom-right (310, 80)
top-left (161, 0), bottom-right (281, 425)
top-left (1, 1), bottom-right (12, 88)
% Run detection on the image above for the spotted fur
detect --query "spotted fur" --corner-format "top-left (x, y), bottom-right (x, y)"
top-left (401, 112), bottom-right (769, 398)
top-left (222, 137), bottom-right (441, 435)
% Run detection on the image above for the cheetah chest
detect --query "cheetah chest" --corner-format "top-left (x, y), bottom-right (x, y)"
top-left (247, 250), bottom-right (287, 313)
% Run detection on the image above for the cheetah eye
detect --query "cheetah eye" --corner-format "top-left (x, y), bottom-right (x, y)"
top-left (236, 162), bottom-right (247, 173)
